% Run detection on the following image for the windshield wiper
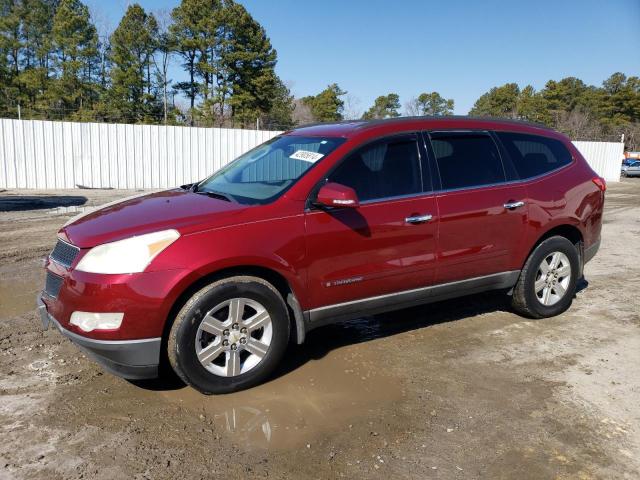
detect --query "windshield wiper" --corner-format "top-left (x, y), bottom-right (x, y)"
top-left (195, 190), bottom-right (232, 202)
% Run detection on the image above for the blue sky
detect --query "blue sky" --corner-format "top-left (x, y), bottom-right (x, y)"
top-left (87, 0), bottom-right (640, 115)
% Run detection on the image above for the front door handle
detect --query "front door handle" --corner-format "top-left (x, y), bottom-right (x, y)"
top-left (503, 201), bottom-right (525, 210)
top-left (405, 214), bottom-right (433, 224)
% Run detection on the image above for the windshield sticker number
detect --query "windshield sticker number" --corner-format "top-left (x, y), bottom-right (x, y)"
top-left (290, 150), bottom-right (324, 163)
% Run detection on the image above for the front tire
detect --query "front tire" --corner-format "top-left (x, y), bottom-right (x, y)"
top-left (168, 276), bottom-right (290, 394)
top-left (511, 236), bottom-right (580, 319)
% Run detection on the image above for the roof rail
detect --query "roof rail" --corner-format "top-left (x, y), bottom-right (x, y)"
top-left (294, 115), bottom-right (553, 131)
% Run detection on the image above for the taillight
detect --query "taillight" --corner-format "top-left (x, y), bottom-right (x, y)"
top-left (592, 177), bottom-right (606, 192)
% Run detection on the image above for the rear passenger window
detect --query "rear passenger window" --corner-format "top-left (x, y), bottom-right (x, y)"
top-left (429, 133), bottom-right (505, 190)
top-left (496, 132), bottom-right (572, 179)
top-left (328, 137), bottom-right (422, 202)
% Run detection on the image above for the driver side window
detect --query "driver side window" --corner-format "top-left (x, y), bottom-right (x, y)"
top-left (328, 137), bottom-right (422, 202)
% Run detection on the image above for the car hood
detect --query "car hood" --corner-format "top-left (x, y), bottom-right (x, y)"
top-left (62, 189), bottom-right (250, 248)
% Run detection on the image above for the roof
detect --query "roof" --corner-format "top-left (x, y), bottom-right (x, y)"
top-left (287, 115), bottom-right (556, 138)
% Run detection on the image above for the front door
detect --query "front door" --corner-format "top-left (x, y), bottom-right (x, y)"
top-left (304, 134), bottom-right (438, 311)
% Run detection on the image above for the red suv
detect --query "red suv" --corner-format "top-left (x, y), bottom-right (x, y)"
top-left (37, 117), bottom-right (605, 394)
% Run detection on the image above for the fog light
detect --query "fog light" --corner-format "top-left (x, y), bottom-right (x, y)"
top-left (69, 312), bottom-right (123, 332)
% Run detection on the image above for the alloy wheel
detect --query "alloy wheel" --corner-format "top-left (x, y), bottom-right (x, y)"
top-left (195, 298), bottom-right (273, 377)
top-left (534, 251), bottom-right (572, 306)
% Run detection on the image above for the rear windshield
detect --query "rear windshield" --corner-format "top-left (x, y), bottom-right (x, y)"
top-left (497, 132), bottom-right (572, 179)
top-left (196, 135), bottom-right (345, 204)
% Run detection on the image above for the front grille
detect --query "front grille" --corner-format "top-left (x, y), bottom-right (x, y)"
top-left (50, 239), bottom-right (80, 268)
top-left (44, 272), bottom-right (64, 298)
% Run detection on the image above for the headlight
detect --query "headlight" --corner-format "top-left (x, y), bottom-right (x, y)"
top-left (75, 229), bottom-right (180, 274)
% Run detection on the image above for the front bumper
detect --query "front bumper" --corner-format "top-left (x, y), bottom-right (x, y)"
top-left (37, 295), bottom-right (161, 380)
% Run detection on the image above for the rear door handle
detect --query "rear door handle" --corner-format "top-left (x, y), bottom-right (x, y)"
top-left (503, 201), bottom-right (525, 210)
top-left (405, 214), bottom-right (433, 224)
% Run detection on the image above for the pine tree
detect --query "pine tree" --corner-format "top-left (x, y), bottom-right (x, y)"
top-left (49, 0), bottom-right (99, 117)
top-left (221, 0), bottom-right (277, 126)
top-left (409, 92), bottom-right (454, 116)
top-left (263, 76), bottom-right (294, 129)
top-left (0, 0), bottom-right (21, 114)
top-left (600, 73), bottom-right (640, 126)
top-left (17, 0), bottom-right (59, 114)
top-left (362, 93), bottom-right (401, 119)
top-left (302, 84), bottom-right (347, 122)
top-left (108, 4), bottom-right (159, 123)
top-left (541, 77), bottom-right (589, 114)
top-left (516, 85), bottom-right (551, 125)
top-left (170, 0), bottom-right (212, 122)
top-left (469, 83), bottom-right (521, 118)
top-left (152, 10), bottom-right (175, 124)
top-left (170, 0), bottom-right (280, 127)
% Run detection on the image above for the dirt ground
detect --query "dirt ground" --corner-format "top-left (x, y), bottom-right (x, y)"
top-left (0, 181), bottom-right (639, 480)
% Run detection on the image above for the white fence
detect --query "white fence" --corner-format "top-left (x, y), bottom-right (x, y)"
top-left (0, 118), bottom-right (623, 189)
top-left (572, 141), bottom-right (623, 183)
top-left (0, 119), bottom-right (281, 189)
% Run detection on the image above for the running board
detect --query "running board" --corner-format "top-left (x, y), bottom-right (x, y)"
top-left (305, 270), bottom-right (520, 329)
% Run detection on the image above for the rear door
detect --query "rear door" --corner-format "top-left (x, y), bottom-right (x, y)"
top-left (425, 131), bottom-right (528, 284)
top-left (304, 134), bottom-right (438, 310)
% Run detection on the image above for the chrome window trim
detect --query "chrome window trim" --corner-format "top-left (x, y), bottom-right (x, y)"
top-left (358, 190), bottom-right (437, 206)
top-left (431, 158), bottom-right (575, 195)
top-left (304, 190), bottom-right (437, 213)
top-left (306, 155), bottom-right (572, 206)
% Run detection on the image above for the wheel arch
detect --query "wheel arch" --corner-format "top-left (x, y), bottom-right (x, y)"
top-left (160, 264), bottom-right (306, 372)
top-left (522, 223), bottom-right (584, 272)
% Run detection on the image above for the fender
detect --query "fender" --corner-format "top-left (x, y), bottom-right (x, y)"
top-left (155, 220), bottom-right (309, 342)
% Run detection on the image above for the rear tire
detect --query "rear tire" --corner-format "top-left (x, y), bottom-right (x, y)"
top-left (168, 276), bottom-right (290, 394)
top-left (511, 236), bottom-right (580, 319)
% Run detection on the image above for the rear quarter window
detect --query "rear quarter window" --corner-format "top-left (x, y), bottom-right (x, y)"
top-left (496, 132), bottom-right (572, 179)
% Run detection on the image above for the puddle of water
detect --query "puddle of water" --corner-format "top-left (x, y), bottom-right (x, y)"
top-left (161, 337), bottom-right (403, 451)
top-left (159, 308), bottom-right (471, 451)
top-left (0, 265), bottom-right (44, 319)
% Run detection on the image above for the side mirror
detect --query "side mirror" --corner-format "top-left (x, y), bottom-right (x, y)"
top-left (315, 182), bottom-right (360, 209)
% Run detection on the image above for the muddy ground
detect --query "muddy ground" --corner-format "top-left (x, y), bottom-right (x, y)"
top-left (0, 181), bottom-right (639, 480)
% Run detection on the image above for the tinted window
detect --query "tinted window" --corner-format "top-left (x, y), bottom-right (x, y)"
top-left (429, 133), bottom-right (505, 190)
top-left (328, 137), bottom-right (422, 201)
top-left (497, 132), bottom-right (572, 179)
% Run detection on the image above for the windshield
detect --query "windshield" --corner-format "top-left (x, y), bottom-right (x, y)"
top-left (196, 135), bottom-right (345, 205)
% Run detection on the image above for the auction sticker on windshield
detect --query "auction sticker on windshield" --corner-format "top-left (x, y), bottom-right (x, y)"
top-left (290, 150), bottom-right (324, 162)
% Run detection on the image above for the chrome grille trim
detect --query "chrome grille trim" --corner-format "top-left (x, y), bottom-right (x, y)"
top-left (50, 239), bottom-right (80, 268)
